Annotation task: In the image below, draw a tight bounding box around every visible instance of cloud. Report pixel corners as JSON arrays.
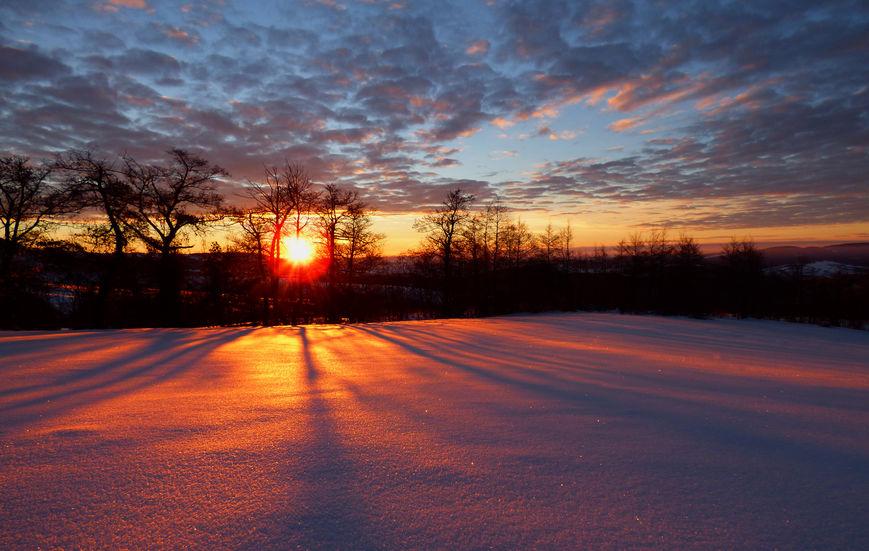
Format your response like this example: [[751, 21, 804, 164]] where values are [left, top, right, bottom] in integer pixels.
[[515, 88, 869, 227], [466, 39, 490, 56], [94, 0, 151, 13], [608, 117, 644, 132], [489, 149, 518, 160], [109, 0, 148, 7], [0, 0, 865, 224], [81, 30, 126, 50], [112, 48, 182, 76], [147, 23, 201, 46], [0, 45, 70, 81]]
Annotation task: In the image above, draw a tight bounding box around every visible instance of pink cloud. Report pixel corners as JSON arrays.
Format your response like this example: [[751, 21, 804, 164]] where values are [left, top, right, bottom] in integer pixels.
[[161, 25, 199, 45], [608, 117, 644, 132], [466, 40, 490, 56], [491, 117, 514, 129], [97, 0, 149, 11]]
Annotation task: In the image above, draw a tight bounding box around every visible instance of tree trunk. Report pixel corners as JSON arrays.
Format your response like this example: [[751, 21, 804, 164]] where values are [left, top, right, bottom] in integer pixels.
[[327, 226, 338, 323], [442, 244, 453, 316], [93, 234, 126, 327], [0, 240, 14, 285], [158, 248, 181, 326]]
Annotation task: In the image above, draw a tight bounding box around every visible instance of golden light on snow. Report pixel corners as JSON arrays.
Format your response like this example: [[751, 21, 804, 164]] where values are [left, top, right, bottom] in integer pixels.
[[2, 315, 868, 547], [283, 236, 315, 265]]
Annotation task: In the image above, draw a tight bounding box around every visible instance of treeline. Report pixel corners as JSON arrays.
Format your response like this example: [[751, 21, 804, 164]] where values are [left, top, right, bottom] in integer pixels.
[[2, 151, 867, 329], [407, 192, 868, 328], [1, 150, 384, 327]]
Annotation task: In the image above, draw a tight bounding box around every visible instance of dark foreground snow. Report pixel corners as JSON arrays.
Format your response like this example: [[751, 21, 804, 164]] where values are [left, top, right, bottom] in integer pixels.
[[1, 313, 868, 549]]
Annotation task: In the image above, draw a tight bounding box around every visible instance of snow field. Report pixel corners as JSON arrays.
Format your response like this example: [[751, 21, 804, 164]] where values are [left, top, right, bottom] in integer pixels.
[[1, 313, 868, 549]]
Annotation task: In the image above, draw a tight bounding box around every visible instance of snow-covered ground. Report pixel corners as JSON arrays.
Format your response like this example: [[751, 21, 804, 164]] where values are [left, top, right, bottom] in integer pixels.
[[1, 313, 868, 549], [765, 260, 867, 277]]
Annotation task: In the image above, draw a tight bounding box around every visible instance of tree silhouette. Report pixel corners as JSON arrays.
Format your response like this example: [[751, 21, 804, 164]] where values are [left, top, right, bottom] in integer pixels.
[[414, 188, 474, 314], [337, 203, 383, 286], [316, 183, 359, 322], [538, 223, 562, 265], [0, 155, 70, 282], [122, 149, 227, 323], [55, 150, 133, 325]]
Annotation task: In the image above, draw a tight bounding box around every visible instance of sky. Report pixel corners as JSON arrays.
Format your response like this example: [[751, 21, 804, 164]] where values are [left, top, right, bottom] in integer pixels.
[[1, 0, 867, 253]]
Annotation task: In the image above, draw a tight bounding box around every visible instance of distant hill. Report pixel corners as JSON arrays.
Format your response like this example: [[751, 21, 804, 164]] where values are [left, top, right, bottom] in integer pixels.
[[760, 243, 869, 267], [765, 260, 867, 278]]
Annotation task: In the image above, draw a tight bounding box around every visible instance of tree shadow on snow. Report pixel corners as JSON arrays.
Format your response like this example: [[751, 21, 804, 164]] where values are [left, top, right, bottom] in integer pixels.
[[0, 328, 253, 432], [352, 324, 869, 475], [259, 327, 386, 550]]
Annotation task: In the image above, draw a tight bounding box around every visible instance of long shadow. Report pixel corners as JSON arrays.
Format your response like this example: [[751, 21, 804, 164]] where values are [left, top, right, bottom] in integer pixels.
[[0, 333, 192, 398], [271, 327, 386, 549], [353, 324, 869, 474], [391, 324, 869, 413], [0, 328, 252, 432], [396, 324, 601, 374], [0, 336, 131, 380], [522, 313, 869, 365], [309, 329, 485, 443]]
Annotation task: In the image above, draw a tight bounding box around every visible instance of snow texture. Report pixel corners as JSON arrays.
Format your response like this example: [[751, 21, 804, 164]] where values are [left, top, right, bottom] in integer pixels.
[[765, 260, 866, 277], [1, 313, 868, 549]]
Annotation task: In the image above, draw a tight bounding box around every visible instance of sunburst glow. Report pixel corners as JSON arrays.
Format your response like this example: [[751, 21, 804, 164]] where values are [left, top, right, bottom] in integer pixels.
[[283, 236, 315, 265]]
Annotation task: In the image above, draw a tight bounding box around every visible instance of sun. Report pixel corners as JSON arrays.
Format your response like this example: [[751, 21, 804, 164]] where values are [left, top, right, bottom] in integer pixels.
[[283, 235, 315, 265]]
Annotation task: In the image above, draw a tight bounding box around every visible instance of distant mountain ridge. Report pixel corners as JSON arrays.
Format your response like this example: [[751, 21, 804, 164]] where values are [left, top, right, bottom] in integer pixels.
[[760, 243, 869, 267]]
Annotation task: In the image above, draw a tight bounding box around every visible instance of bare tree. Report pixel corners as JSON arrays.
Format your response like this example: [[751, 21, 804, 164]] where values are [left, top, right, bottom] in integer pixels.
[[229, 207, 271, 324], [244, 164, 293, 273], [230, 208, 270, 278], [722, 238, 763, 272], [483, 199, 507, 271], [283, 164, 318, 324], [0, 155, 70, 282], [316, 183, 358, 321], [721, 237, 764, 316], [241, 161, 319, 324], [460, 212, 486, 273], [285, 163, 318, 239], [646, 229, 672, 271], [337, 203, 383, 284], [55, 150, 131, 258], [592, 245, 609, 273], [538, 222, 562, 265], [674, 234, 704, 270], [502, 219, 536, 267], [414, 188, 474, 312], [459, 212, 487, 311], [123, 149, 226, 255], [55, 150, 135, 324], [335, 202, 383, 321], [122, 149, 227, 322], [618, 231, 646, 274], [559, 221, 573, 270]]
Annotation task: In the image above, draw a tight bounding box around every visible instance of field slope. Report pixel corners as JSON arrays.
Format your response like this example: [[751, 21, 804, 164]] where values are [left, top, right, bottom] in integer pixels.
[[1, 313, 868, 549]]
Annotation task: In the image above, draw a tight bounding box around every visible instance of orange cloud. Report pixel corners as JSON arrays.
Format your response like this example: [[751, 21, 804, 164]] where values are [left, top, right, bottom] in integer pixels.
[[535, 106, 559, 118], [94, 0, 149, 12], [109, 0, 148, 8], [608, 117, 644, 132], [163, 26, 198, 45], [583, 85, 612, 106], [466, 40, 490, 56], [549, 130, 578, 141]]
